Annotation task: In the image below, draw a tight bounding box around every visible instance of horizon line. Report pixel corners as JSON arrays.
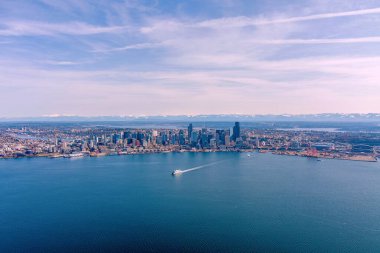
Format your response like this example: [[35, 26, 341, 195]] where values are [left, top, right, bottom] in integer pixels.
[[1, 113, 380, 119]]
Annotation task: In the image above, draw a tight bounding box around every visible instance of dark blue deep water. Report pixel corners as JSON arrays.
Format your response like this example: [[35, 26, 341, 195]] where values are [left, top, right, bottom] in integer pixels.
[[1, 153, 380, 252]]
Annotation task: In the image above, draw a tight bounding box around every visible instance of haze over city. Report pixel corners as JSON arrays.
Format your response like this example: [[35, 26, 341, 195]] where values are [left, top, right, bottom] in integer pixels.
[[1, 0, 380, 117]]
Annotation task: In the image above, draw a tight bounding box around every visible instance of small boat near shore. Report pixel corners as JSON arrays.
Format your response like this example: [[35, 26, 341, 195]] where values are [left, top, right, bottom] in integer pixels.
[[64, 152, 84, 158], [50, 154, 63, 158]]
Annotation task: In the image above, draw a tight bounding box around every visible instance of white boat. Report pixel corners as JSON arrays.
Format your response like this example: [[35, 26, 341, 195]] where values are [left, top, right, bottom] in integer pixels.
[[50, 154, 63, 158], [64, 152, 84, 158], [171, 169, 183, 176]]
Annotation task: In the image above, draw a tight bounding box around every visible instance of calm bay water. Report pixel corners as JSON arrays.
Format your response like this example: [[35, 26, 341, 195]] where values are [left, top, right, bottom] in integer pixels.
[[1, 152, 380, 252]]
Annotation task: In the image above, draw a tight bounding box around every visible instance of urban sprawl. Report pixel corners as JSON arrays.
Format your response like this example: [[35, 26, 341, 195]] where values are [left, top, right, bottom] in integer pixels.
[[1, 122, 379, 162]]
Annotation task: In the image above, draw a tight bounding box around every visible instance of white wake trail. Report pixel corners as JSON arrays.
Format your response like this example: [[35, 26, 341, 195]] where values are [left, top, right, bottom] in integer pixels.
[[180, 161, 223, 174]]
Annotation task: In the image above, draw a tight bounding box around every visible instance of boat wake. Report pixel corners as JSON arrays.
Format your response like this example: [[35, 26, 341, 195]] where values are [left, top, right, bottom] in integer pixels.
[[172, 161, 224, 175]]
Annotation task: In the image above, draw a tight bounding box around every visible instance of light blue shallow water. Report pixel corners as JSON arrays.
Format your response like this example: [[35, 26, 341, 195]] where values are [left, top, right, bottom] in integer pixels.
[[1, 152, 380, 252]]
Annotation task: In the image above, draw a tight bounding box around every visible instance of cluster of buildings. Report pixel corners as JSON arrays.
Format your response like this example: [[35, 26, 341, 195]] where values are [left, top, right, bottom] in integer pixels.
[[0, 122, 379, 162]]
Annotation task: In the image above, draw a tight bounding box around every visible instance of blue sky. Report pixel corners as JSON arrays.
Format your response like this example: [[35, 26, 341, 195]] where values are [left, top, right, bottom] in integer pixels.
[[1, 0, 380, 117]]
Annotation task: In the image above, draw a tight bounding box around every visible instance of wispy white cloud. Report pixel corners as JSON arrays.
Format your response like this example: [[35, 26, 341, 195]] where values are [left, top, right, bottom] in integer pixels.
[[197, 7, 380, 28], [1, 1, 380, 116], [38, 0, 92, 14], [0, 21, 130, 36], [249, 37, 380, 44], [1, 55, 379, 109], [43, 60, 88, 65], [93, 42, 167, 52]]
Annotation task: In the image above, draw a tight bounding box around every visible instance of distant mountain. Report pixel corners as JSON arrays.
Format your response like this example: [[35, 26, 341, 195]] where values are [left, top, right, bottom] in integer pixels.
[[1, 113, 380, 122]]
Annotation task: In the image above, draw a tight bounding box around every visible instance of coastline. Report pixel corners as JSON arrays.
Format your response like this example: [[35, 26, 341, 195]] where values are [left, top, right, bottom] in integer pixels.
[[0, 149, 377, 163], [272, 150, 378, 162]]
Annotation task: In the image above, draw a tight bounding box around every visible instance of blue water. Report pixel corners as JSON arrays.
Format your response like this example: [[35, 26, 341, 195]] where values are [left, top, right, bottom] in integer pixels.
[[1, 153, 380, 252]]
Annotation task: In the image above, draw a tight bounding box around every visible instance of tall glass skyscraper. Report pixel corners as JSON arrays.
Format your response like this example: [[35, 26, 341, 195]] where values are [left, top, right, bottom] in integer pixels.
[[188, 123, 193, 141], [233, 122, 240, 141]]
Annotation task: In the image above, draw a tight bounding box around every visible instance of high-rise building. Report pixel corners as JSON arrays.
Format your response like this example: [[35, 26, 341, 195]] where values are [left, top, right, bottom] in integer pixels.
[[191, 131, 198, 146], [188, 123, 193, 141], [112, 133, 121, 144], [179, 130, 185, 145], [225, 135, 230, 146], [233, 122, 240, 141], [201, 131, 208, 148]]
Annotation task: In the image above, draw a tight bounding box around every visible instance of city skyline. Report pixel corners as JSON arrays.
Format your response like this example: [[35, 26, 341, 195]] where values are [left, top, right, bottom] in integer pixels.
[[1, 120, 378, 162], [1, 0, 380, 117]]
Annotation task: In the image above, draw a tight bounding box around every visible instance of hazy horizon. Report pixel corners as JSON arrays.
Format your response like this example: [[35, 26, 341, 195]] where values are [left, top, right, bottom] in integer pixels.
[[1, 0, 380, 117], [3, 112, 380, 117], [1, 113, 380, 123]]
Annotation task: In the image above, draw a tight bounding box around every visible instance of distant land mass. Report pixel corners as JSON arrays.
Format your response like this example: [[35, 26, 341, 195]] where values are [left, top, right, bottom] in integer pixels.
[[1, 113, 380, 122]]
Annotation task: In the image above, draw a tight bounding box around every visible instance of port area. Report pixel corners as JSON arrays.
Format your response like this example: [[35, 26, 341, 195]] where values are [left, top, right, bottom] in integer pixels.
[[272, 150, 377, 162]]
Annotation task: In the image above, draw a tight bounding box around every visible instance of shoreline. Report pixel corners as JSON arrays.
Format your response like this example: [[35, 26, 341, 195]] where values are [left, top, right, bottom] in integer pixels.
[[272, 151, 378, 162], [0, 149, 377, 163]]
